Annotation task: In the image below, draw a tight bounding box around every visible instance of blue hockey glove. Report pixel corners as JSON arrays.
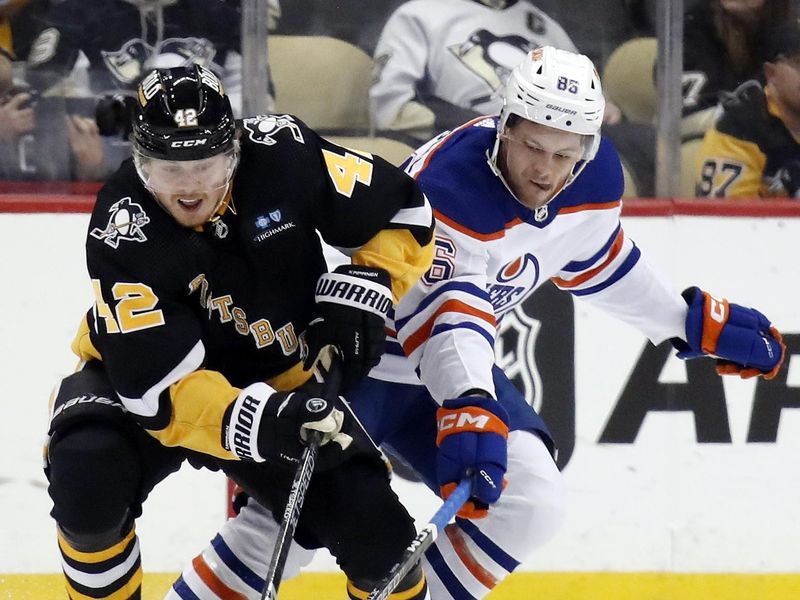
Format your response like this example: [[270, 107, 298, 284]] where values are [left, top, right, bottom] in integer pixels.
[[673, 287, 785, 380], [436, 396, 509, 519]]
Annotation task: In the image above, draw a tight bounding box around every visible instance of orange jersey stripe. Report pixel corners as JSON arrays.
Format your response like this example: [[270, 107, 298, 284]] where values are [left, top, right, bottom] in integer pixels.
[[434, 209, 523, 242], [551, 229, 625, 289], [192, 555, 248, 600], [402, 299, 496, 356], [558, 200, 621, 215]]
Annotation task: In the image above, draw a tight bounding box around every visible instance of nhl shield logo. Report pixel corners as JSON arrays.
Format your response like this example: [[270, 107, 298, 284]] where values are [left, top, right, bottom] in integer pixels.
[[496, 307, 543, 412], [90, 197, 150, 249]]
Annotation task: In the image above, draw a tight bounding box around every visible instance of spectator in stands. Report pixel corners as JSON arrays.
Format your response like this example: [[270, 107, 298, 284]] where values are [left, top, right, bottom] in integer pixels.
[[273, 0, 404, 56], [1, 0, 49, 62], [694, 22, 800, 198], [0, 49, 33, 145], [369, 0, 663, 194], [371, 0, 585, 135], [531, 0, 656, 66], [18, 0, 263, 181], [683, 0, 795, 136]]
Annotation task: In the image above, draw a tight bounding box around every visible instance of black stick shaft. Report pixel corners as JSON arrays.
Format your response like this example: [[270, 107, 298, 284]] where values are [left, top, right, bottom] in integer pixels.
[[261, 353, 342, 600]]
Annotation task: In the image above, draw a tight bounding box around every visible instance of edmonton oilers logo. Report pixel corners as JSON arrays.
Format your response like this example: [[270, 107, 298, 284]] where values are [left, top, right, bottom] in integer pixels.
[[489, 253, 540, 312]]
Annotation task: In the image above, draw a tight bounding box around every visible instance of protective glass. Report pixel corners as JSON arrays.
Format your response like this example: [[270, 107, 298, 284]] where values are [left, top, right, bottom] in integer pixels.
[[133, 147, 239, 196]]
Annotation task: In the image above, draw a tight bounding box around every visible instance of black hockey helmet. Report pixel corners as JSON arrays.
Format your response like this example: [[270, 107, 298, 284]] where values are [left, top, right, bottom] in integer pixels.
[[131, 64, 235, 161]]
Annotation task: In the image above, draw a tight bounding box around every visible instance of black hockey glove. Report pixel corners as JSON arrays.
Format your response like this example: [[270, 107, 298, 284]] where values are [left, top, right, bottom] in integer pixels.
[[302, 264, 393, 391], [222, 382, 352, 465]]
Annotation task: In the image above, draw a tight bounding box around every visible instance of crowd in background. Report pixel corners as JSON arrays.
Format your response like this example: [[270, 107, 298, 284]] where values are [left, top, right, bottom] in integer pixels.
[[1, 0, 800, 198]]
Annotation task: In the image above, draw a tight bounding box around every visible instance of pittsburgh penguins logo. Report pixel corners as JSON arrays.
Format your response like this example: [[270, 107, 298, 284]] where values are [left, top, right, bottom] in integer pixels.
[[90, 197, 150, 249], [101, 37, 217, 85], [243, 115, 305, 147], [447, 30, 533, 103]]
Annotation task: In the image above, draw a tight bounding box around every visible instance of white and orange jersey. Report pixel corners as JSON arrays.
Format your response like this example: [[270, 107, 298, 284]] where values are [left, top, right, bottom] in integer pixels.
[[371, 117, 688, 402]]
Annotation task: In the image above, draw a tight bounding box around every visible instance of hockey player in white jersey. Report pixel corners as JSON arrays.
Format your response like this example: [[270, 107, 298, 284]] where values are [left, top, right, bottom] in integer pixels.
[[164, 46, 785, 600], [370, 0, 578, 133]]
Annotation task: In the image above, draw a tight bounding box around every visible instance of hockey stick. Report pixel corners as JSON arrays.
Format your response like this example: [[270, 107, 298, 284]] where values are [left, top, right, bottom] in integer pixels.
[[261, 353, 342, 600], [367, 478, 473, 600]]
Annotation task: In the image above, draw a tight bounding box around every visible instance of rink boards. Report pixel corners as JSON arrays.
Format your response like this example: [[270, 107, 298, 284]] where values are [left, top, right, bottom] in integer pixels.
[[2, 199, 800, 598]]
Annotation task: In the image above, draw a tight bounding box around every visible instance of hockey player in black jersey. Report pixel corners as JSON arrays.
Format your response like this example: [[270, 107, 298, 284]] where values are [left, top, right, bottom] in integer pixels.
[[45, 64, 434, 600]]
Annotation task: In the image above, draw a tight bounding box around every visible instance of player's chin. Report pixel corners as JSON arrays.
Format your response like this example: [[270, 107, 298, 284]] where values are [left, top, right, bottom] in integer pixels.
[[518, 188, 549, 210]]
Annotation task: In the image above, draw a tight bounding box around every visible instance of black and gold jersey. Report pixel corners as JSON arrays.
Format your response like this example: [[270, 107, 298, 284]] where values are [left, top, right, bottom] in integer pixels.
[[73, 115, 434, 458], [694, 82, 800, 198]]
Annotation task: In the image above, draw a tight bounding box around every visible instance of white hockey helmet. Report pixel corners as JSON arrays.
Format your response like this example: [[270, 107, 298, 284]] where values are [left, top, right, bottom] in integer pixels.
[[491, 46, 605, 167]]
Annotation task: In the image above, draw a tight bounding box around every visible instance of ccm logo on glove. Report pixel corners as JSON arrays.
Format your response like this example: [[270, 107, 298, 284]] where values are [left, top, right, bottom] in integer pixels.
[[438, 410, 494, 433], [436, 397, 509, 519], [674, 286, 785, 380]]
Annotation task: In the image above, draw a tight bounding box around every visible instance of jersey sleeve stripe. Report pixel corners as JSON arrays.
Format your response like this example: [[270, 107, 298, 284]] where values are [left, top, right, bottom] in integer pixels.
[[385, 338, 407, 356], [558, 200, 621, 214], [401, 299, 497, 355], [429, 322, 495, 350], [118, 340, 205, 419], [561, 224, 621, 272], [569, 244, 642, 297], [389, 198, 434, 229], [551, 228, 625, 289], [395, 280, 487, 331]]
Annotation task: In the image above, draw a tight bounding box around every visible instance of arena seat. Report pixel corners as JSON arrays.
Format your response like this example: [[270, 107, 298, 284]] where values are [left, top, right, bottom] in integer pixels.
[[619, 158, 639, 198], [680, 138, 703, 198], [602, 37, 657, 125], [326, 136, 415, 168], [269, 35, 373, 133]]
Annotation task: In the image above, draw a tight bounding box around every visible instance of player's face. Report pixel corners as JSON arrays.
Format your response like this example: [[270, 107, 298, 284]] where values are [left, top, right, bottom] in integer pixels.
[[766, 54, 800, 115], [498, 119, 583, 209], [138, 151, 237, 228]]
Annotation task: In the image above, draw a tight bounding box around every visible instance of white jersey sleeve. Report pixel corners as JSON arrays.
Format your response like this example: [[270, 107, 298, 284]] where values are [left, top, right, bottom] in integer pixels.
[[370, 2, 430, 129], [550, 219, 687, 345], [393, 222, 498, 403]]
